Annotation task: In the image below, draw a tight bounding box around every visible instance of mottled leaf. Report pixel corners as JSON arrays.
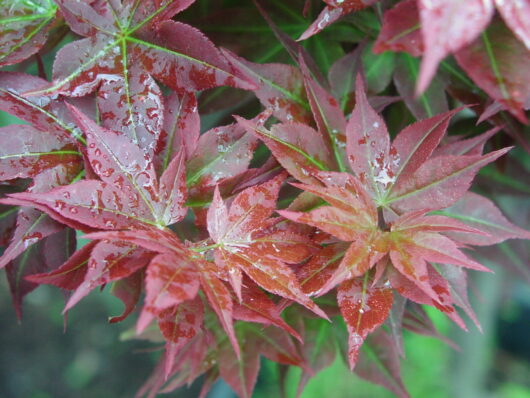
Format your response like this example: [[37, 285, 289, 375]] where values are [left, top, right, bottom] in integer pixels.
[[300, 54, 345, 172], [25, 240, 96, 290], [0, 0, 57, 66], [338, 277, 393, 369], [346, 75, 399, 201], [138, 252, 200, 332], [46, 0, 253, 99], [208, 175, 327, 319], [158, 298, 203, 378], [0, 124, 81, 181]]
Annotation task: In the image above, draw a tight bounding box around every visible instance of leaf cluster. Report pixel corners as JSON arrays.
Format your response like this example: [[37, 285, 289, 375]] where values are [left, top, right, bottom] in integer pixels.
[[0, 1, 529, 397]]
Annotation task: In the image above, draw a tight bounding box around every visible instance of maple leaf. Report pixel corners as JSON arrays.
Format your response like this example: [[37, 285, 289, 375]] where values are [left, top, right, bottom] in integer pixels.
[[44, 0, 254, 97], [355, 329, 411, 398], [233, 280, 301, 340], [186, 112, 267, 204], [494, 0, 530, 50], [416, 0, 530, 120], [18, 0, 254, 155], [6, 105, 187, 230], [0, 72, 87, 144], [0, 0, 57, 66], [237, 117, 336, 185], [207, 175, 327, 319], [109, 269, 143, 323], [275, 76, 515, 366], [0, 151, 81, 317], [83, 226, 241, 359], [0, 164, 80, 269], [64, 240, 153, 312], [435, 192, 530, 246]]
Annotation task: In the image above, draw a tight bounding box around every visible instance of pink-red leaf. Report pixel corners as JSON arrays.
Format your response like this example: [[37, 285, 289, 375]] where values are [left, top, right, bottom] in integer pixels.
[[138, 252, 200, 331], [433, 127, 500, 157], [8, 180, 156, 230], [455, 17, 530, 123], [391, 109, 460, 184], [299, 54, 345, 171], [387, 148, 511, 213], [390, 266, 466, 330], [65, 241, 152, 312], [0, 207, 63, 269], [199, 263, 239, 358], [158, 91, 199, 164], [207, 186, 228, 243], [158, 297, 203, 379], [233, 281, 301, 341], [47, 1, 253, 97], [338, 278, 393, 369], [346, 75, 399, 200], [299, 7, 347, 41], [238, 117, 334, 185], [69, 105, 161, 222], [297, 242, 349, 296], [159, 150, 187, 225], [495, 0, 530, 50], [0, 72, 84, 143], [97, 64, 164, 155], [224, 50, 311, 124], [0, 124, 81, 181], [187, 117, 260, 195], [25, 240, 96, 290], [438, 192, 530, 245], [417, 0, 494, 94], [374, 0, 423, 57], [84, 227, 187, 256]]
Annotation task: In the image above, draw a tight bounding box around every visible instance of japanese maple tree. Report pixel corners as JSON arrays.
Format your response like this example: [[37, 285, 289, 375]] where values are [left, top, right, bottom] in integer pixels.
[[0, 1, 529, 397]]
